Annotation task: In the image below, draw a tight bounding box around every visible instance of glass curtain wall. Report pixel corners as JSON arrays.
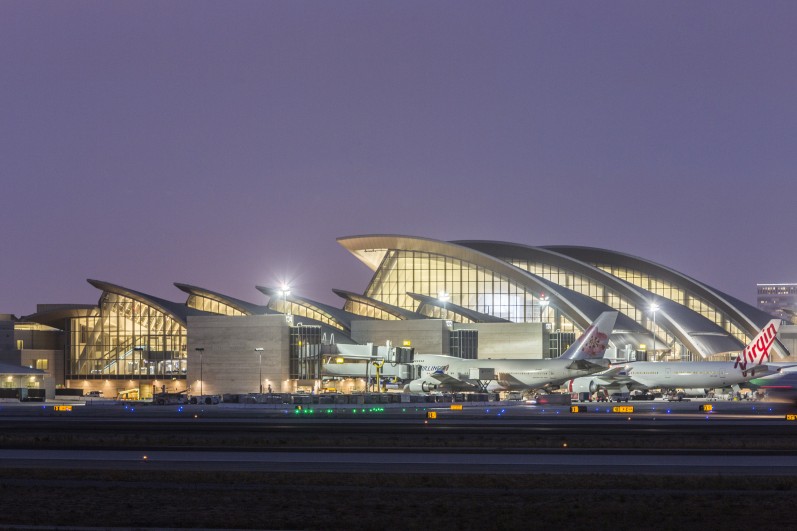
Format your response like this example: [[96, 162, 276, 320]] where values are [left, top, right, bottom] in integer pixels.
[[593, 264, 750, 346], [449, 329, 478, 359], [364, 250, 576, 333], [68, 292, 187, 379], [289, 325, 322, 379], [342, 300, 403, 320], [508, 259, 681, 359], [271, 300, 345, 331], [186, 294, 247, 316]]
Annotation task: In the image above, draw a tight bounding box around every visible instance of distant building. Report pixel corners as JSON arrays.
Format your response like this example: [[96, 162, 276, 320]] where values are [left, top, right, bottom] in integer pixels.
[[757, 283, 797, 323]]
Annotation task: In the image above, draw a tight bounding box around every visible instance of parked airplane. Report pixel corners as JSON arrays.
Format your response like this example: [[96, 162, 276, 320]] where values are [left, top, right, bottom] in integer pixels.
[[566, 319, 783, 398], [404, 311, 618, 393]]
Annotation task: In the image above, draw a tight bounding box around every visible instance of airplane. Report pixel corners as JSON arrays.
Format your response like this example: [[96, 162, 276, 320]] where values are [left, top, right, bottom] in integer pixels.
[[404, 311, 618, 393], [565, 319, 783, 399]]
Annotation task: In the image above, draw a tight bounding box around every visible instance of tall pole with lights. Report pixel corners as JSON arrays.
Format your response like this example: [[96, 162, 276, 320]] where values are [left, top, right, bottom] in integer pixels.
[[195, 347, 204, 395], [438, 290, 450, 320], [255, 347, 264, 393], [539, 295, 550, 320], [649, 303, 660, 361], [281, 283, 291, 318]]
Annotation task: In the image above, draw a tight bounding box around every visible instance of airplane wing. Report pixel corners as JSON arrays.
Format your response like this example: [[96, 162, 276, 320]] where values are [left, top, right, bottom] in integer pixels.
[[565, 359, 611, 371], [588, 365, 636, 386], [749, 364, 797, 378], [427, 372, 468, 387], [495, 372, 525, 386]]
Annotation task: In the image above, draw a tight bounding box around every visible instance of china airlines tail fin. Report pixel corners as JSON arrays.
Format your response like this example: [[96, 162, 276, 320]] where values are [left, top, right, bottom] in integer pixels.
[[559, 311, 618, 361], [734, 319, 781, 372]]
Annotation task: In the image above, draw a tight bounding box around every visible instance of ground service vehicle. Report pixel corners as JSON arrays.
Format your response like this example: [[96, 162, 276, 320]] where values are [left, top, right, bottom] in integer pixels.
[[153, 389, 188, 405], [190, 394, 221, 405]]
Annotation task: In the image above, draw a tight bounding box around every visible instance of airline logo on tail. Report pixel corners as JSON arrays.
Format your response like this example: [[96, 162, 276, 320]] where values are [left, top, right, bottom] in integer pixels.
[[560, 311, 618, 360], [581, 328, 610, 358], [734, 320, 781, 372]]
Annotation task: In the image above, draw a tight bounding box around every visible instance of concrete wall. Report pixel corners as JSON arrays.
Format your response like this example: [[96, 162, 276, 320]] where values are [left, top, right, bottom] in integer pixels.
[[187, 314, 290, 395], [457, 322, 547, 360], [351, 319, 547, 360], [19, 348, 61, 395], [351, 319, 448, 354], [0, 320, 13, 351]]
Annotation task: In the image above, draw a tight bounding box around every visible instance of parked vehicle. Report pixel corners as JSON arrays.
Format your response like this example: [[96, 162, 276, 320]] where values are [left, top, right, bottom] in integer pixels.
[[610, 392, 630, 403], [190, 395, 220, 405], [153, 389, 188, 405]]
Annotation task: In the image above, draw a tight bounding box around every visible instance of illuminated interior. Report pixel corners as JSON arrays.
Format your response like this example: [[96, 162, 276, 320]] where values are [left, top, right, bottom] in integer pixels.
[[187, 293, 247, 316], [68, 292, 187, 380], [594, 263, 749, 346], [362, 249, 577, 333]]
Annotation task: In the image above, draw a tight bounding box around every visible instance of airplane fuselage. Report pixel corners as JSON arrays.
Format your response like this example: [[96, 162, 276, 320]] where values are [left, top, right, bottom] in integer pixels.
[[584, 361, 764, 392], [414, 354, 609, 391]]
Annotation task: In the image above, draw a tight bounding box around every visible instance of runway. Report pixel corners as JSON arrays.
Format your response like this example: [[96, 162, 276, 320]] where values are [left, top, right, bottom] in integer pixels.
[[3, 447, 797, 475]]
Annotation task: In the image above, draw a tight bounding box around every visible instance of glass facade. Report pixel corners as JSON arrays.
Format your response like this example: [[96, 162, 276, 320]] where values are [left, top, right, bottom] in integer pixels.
[[418, 304, 475, 323], [363, 250, 577, 333], [186, 294, 247, 316], [594, 263, 751, 346], [508, 259, 680, 357], [549, 332, 575, 359], [272, 300, 346, 331], [68, 292, 187, 380], [342, 299, 404, 321], [449, 329, 478, 359], [289, 325, 322, 379]]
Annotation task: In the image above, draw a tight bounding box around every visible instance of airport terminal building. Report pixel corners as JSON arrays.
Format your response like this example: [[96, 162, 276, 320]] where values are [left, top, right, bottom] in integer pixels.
[[3, 234, 794, 399]]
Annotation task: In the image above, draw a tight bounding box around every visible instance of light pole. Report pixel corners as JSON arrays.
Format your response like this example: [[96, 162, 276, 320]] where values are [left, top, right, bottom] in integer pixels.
[[539, 295, 550, 321], [438, 290, 450, 320], [195, 347, 204, 395], [649, 303, 660, 361], [255, 347, 264, 393], [281, 283, 291, 317]]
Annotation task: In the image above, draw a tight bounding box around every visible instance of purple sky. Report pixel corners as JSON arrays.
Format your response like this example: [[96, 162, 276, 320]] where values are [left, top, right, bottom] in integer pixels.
[[2, 1, 796, 316]]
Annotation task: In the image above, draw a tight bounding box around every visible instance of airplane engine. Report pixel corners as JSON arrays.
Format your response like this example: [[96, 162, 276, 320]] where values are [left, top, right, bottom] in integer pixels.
[[568, 378, 598, 394], [406, 378, 439, 393]]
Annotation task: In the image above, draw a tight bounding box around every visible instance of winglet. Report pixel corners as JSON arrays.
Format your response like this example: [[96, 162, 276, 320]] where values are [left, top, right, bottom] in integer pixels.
[[559, 311, 618, 361]]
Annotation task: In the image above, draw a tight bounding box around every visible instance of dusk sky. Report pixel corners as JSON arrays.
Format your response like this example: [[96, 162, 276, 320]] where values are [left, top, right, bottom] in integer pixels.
[[2, 1, 796, 316]]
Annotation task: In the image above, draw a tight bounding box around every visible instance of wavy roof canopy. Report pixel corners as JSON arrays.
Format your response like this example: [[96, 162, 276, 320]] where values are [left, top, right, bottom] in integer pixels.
[[545, 245, 788, 357], [545, 245, 776, 328], [256, 285, 364, 332], [338, 235, 760, 358], [87, 279, 210, 326], [332, 289, 422, 320], [337, 235, 597, 330], [457, 240, 744, 357], [407, 293, 510, 323], [174, 283, 276, 316]]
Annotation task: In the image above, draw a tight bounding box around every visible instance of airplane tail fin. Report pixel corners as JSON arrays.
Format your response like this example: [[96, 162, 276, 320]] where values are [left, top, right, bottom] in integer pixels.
[[735, 319, 781, 371], [559, 311, 618, 361]]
